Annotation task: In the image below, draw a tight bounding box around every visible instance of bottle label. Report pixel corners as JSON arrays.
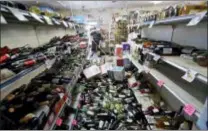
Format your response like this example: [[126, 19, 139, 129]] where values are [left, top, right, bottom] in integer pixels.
[[24, 60, 36, 66], [164, 121, 170, 126], [0, 54, 10, 63], [163, 48, 172, 54], [118, 94, 126, 98], [52, 78, 59, 84], [99, 120, 104, 129], [153, 108, 159, 113], [87, 111, 95, 116], [56, 118, 63, 126]]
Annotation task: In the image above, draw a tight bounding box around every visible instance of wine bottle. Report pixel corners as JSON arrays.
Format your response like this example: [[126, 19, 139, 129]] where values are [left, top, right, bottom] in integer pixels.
[[19, 105, 50, 129]]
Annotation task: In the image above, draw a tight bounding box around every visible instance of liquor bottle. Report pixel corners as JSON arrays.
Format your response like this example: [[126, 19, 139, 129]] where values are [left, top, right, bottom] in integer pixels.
[[19, 105, 50, 129], [155, 116, 172, 129], [173, 5, 181, 16], [167, 6, 175, 17], [153, 46, 181, 56], [178, 120, 193, 130], [51, 77, 71, 85], [180, 4, 207, 16], [193, 51, 208, 67], [171, 106, 185, 129], [138, 48, 144, 64]]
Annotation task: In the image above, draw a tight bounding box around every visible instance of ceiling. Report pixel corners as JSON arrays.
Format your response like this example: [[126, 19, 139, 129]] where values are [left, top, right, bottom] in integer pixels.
[[20, 1, 202, 10]]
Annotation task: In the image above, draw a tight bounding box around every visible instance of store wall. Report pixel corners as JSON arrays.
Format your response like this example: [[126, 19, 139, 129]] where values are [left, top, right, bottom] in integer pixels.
[[1, 24, 76, 48], [141, 21, 207, 50], [172, 22, 207, 49]]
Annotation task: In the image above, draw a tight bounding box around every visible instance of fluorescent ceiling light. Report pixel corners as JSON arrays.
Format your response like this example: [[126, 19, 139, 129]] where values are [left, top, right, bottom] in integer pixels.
[[149, 1, 163, 4]]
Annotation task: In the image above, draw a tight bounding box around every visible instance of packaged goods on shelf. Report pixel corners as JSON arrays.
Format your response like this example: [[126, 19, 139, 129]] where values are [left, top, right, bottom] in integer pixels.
[[114, 20, 128, 44], [0, 44, 87, 130], [0, 34, 83, 82], [142, 3, 207, 23]]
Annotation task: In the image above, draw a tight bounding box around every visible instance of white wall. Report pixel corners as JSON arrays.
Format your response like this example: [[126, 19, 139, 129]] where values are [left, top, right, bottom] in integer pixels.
[[1, 24, 76, 48]]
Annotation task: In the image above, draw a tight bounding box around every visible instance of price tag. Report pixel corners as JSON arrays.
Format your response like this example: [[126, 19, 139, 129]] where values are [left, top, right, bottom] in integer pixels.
[[182, 69, 197, 82], [153, 54, 161, 61], [164, 121, 170, 126], [183, 104, 196, 116], [157, 80, 164, 87], [56, 118, 63, 126], [153, 108, 159, 113], [1, 14, 7, 24], [149, 21, 155, 28], [30, 12, 44, 23], [72, 119, 77, 126], [52, 18, 61, 25], [45, 59, 52, 69], [62, 21, 68, 27], [67, 22, 72, 28], [43, 16, 53, 25], [7, 7, 28, 21], [143, 66, 150, 73], [77, 103, 81, 108], [187, 11, 207, 26]]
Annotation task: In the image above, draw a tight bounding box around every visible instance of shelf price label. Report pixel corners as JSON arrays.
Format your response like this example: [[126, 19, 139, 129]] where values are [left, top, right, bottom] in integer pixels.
[[183, 104, 196, 116], [30, 12, 44, 23], [56, 118, 63, 126], [62, 21, 68, 28], [72, 119, 78, 126], [143, 66, 150, 73], [45, 59, 52, 69], [182, 69, 197, 82], [187, 11, 207, 26], [153, 54, 161, 62], [7, 7, 28, 21], [52, 18, 61, 25], [149, 21, 155, 28], [157, 80, 164, 87], [1, 14, 7, 24], [43, 16, 53, 25]]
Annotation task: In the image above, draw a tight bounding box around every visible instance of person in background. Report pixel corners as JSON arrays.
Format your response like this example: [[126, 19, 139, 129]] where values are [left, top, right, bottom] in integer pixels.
[[90, 28, 104, 57]]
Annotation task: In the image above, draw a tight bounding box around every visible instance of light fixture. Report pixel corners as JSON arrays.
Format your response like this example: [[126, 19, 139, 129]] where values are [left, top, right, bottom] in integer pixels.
[[149, 1, 163, 4]]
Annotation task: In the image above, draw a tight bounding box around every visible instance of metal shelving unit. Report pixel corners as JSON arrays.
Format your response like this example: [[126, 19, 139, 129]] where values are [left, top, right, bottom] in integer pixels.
[[128, 13, 207, 28], [148, 52, 207, 84], [0, 58, 56, 100], [128, 55, 202, 120], [44, 58, 86, 130], [0, 5, 76, 28]]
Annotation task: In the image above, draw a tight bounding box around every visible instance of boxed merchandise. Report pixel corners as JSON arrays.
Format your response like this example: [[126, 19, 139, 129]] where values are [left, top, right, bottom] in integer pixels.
[[123, 57, 131, 69], [115, 45, 123, 57], [116, 57, 124, 66], [83, 65, 101, 79], [122, 42, 130, 55], [108, 66, 125, 81]]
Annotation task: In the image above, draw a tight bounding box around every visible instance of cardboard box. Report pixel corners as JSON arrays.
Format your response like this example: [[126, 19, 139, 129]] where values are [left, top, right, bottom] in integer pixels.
[[83, 65, 101, 79], [116, 57, 124, 67], [108, 66, 125, 81], [100, 63, 113, 75]]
